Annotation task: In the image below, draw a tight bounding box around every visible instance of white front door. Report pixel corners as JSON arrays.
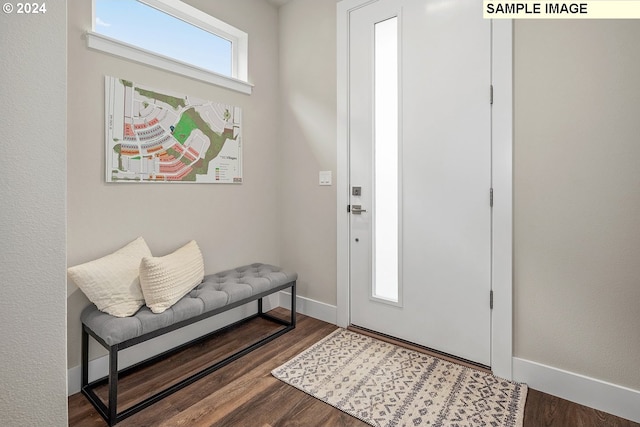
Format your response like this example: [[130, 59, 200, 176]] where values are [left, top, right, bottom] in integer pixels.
[[349, 0, 492, 366]]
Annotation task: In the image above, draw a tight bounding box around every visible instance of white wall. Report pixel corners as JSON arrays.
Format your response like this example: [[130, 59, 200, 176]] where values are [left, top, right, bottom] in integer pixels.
[[514, 19, 640, 392], [0, 2, 69, 426], [66, 0, 281, 369]]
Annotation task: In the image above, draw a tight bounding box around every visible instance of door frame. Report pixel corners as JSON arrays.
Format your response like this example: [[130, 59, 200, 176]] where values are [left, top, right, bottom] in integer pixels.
[[336, 0, 514, 380]]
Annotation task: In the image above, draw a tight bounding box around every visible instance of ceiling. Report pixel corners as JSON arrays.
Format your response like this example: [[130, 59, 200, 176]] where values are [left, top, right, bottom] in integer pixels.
[[266, 0, 294, 7]]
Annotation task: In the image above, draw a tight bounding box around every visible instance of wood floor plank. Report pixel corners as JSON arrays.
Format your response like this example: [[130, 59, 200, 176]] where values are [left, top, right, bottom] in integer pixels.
[[157, 377, 275, 427], [523, 389, 639, 427], [68, 308, 639, 427]]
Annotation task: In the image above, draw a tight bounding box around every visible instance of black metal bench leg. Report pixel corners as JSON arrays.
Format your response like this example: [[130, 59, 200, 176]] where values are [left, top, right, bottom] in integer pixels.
[[108, 346, 118, 426], [291, 281, 296, 327], [258, 297, 263, 315], [82, 327, 89, 389]]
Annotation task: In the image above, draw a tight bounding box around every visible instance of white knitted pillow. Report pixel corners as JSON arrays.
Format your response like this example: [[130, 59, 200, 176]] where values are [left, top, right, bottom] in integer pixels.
[[67, 237, 151, 317], [139, 240, 205, 314]]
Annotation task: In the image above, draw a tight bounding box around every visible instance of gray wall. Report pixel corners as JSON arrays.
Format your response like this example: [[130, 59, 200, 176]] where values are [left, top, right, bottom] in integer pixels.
[[514, 20, 640, 390], [0, 1, 69, 426], [279, 0, 338, 306], [66, 0, 280, 369]]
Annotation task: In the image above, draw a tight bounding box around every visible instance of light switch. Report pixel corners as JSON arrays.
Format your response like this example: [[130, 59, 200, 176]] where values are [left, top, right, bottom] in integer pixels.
[[319, 171, 332, 186]]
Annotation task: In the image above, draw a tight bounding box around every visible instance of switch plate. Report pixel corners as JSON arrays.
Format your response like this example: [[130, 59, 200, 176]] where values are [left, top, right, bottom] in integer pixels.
[[319, 171, 332, 186]]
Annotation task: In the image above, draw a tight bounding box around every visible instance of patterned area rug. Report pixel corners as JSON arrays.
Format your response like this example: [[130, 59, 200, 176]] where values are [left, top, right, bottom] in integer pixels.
[[272, 329, 527, 427]]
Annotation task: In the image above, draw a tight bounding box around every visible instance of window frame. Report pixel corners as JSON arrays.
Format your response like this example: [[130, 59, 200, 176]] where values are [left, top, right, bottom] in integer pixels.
[[88, 0, 252, 94]]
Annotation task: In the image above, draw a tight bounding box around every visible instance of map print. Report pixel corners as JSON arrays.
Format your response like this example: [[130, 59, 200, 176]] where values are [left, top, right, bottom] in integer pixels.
[[105, 76, 242, 183]]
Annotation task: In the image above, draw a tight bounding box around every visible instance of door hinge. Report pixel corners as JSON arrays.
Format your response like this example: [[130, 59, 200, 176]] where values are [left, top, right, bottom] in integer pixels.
[[490, 85, 494, 105], [490, 188, 493, 207], [490, 290, 494, 309], [347, 204, 351, 213]]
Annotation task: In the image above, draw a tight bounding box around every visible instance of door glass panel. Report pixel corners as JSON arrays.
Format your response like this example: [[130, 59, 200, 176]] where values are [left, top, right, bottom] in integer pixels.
[[373, 17, 399, 303]]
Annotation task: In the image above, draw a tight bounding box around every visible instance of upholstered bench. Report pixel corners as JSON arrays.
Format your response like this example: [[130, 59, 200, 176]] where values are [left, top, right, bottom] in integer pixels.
[[81, 263, 296, 426]]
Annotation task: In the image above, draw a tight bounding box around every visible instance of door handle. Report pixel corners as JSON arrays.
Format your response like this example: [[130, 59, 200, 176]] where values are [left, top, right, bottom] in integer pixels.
[[351, 205, 367, 214]]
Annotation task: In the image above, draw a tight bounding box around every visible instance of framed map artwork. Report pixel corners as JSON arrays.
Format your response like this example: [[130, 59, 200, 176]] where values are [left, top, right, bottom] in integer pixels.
[[105, 76, 242, 183]]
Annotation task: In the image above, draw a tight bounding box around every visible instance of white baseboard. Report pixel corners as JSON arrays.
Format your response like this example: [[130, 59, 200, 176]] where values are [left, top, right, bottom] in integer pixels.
[[278, 291, 337, 325], [68, 296, 278, 396], [513, 357, 640, 423]]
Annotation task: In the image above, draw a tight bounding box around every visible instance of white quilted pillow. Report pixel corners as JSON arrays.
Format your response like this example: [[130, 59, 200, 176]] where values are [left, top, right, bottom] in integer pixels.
[[139, 240, 205, 314], [67, 237, 151, 317]]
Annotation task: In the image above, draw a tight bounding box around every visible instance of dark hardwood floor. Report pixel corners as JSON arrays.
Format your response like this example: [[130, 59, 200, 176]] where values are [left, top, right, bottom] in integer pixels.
[[68, 308, 639, 427]]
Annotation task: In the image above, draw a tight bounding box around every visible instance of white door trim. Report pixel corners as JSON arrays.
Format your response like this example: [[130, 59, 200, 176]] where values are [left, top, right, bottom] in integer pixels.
[[336, 0, 514, 380], [489, 19, 514, 380]]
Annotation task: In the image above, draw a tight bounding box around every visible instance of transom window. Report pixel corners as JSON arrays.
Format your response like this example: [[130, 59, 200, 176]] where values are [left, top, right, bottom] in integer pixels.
[[88, 0, 251, 94]]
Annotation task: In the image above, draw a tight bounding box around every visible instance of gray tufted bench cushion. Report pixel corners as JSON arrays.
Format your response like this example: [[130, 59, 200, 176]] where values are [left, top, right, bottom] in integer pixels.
[[81, 263, 296, 426], [82, 263, 297, 346]]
